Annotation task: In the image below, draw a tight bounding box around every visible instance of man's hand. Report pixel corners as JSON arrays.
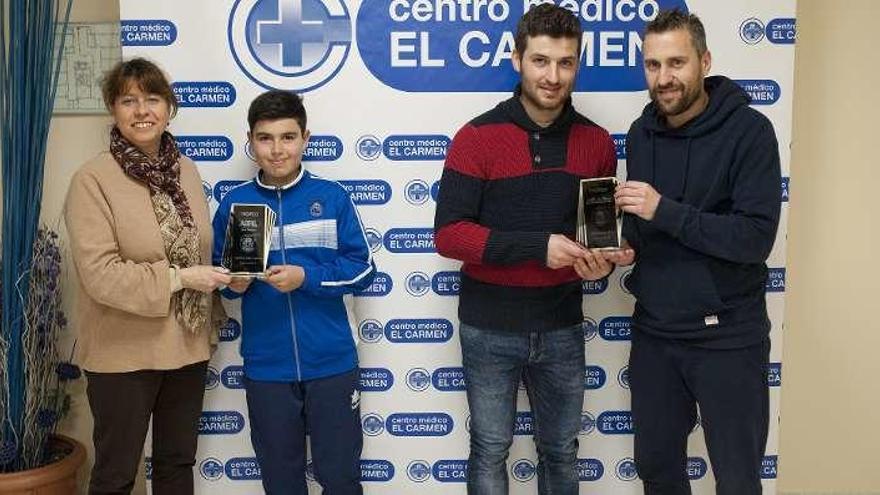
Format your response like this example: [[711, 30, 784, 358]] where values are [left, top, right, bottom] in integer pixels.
[[547, 234, 587, 269], [227, 276, 253, 294], [265, 265, 306, 293], [573, 249, 613, 281], [602, 240, 636, 266], [180, 265, 232, 293], [602, 248, 636, 266], [616, 181, 661, 221]]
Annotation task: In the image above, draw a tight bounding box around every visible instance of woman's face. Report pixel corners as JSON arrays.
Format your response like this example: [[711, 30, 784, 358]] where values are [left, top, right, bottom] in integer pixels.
[[111, 82, 171, 156]]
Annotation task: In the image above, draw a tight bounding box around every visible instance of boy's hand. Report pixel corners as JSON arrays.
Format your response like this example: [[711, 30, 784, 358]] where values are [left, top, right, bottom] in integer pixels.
[[266, 265, 305, 293], [227, 276, 253, 294]]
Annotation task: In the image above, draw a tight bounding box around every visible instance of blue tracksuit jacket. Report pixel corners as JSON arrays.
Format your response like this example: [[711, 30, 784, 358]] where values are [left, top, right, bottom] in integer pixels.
[[212, 168, 376, 382]]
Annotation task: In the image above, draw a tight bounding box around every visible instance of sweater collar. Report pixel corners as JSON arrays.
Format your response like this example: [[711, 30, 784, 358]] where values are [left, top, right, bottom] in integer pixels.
[[499, 84, 576, 133]]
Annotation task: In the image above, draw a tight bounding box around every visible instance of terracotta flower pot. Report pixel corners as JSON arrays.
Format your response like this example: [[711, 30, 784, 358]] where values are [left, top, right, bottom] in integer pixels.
[[0, 435, 86, 495]]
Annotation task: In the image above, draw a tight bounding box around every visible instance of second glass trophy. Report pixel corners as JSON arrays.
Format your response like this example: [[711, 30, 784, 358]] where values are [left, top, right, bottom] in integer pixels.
[[576, 177, 622, 250]]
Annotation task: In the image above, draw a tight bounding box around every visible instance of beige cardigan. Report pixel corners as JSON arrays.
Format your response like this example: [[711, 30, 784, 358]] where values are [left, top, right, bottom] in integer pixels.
[[64, 151, 214, 373]]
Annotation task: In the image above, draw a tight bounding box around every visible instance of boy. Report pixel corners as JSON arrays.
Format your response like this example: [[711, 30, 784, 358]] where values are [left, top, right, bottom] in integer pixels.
[[212, 90, 375, 495]]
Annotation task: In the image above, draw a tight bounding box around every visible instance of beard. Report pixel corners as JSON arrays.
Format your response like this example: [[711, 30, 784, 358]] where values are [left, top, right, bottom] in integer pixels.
[[649, 80, 703, 117], [520, 81, 570, 114]]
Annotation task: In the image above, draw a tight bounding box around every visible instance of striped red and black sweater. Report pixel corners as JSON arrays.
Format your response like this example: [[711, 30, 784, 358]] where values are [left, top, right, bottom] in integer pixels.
[[434, 90, 616, 332]]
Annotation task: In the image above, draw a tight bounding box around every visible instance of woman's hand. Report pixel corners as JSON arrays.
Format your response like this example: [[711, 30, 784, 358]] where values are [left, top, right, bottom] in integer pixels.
[[179, 265, 232, 293]]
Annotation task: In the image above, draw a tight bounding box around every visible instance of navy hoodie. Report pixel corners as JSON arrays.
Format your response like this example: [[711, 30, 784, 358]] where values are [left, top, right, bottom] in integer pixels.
[[623, 76, 781, 349]]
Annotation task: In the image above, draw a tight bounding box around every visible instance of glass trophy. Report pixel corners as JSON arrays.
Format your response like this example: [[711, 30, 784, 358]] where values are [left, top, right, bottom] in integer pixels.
[[577, 177, 622, 250], [221, 203, 276, 276]]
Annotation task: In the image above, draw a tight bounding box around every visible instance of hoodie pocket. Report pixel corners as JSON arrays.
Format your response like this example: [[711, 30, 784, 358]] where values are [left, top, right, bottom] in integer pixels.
[[628, 259, 725, 322]]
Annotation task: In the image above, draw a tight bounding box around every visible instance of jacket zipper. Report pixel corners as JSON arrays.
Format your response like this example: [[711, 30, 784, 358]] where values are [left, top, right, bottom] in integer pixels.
[[276, 187, 302, 381]]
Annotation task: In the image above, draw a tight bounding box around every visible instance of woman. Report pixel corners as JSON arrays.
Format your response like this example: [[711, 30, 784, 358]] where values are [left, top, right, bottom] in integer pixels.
[[64, 58, 231, 494]]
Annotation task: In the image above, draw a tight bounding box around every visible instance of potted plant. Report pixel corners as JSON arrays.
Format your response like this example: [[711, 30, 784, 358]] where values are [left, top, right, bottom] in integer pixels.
[[0, 227, 85, 492], [0, 0, 83, 491]]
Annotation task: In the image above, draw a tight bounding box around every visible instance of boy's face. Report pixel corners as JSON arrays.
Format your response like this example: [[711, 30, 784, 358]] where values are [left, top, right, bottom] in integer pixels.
[[249, 118, 310, 187]]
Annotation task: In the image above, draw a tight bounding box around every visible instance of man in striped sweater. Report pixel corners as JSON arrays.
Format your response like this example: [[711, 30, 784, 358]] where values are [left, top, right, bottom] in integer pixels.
[[433, 4, 621, 494]]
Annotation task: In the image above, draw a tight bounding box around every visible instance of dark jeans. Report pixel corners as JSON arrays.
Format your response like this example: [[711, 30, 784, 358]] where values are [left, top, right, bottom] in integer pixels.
[[629, 331, 770, 495], [244, 369, 363, 495], [460, 323, 585, 495], [86, 360, 208, 495]]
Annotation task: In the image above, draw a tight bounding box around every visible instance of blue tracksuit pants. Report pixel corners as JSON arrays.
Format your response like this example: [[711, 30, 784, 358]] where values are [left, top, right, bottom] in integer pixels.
[[244, 368, 363, 495]]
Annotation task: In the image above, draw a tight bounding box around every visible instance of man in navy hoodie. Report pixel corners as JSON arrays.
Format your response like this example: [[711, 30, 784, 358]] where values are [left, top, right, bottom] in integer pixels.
[[609, 10, 781, 495]]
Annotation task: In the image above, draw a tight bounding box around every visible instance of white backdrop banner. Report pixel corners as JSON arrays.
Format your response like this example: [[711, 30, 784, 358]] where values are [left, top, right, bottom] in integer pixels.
[[119, 0, 794, 492]]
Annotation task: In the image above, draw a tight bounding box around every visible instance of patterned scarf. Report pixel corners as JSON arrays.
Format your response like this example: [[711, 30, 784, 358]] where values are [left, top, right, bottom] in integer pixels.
[[109, 126, 213, 333]]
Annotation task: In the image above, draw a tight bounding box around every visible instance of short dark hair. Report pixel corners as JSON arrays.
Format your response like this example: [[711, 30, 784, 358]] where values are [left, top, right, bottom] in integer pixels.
[[644, 9, 708, 57], [101, 57, 178, 117], [247, 90, 307, 133], [514, 3, 582, 56]]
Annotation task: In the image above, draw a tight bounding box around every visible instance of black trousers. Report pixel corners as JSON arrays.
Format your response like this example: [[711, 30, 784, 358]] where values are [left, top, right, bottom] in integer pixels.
[[85, 360, 208, 495], [629, 331, 769, 495]]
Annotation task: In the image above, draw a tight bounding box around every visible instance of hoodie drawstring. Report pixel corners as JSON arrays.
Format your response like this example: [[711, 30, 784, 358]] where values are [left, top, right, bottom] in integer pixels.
[[680, 138, 692, 201]]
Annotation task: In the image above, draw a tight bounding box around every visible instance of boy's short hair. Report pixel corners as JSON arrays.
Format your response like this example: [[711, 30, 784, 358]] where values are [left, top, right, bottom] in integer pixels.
[[644, 9, 708, 57], [247, 90, 307, 132], [514, 3, 583, 56], [101, 57, 178, 117]]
